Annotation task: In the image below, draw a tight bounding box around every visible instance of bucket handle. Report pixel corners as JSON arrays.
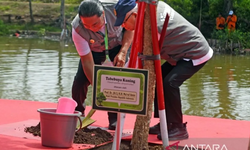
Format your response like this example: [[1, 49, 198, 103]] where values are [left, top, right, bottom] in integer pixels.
[[76, 116, 82, 132]]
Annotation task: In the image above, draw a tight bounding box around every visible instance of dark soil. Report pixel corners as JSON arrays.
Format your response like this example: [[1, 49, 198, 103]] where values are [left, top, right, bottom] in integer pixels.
[[24, 123, 113, 146], [24, 123, 41, 137], [74, 127, 113, 145], [24, 123, 168, 150]]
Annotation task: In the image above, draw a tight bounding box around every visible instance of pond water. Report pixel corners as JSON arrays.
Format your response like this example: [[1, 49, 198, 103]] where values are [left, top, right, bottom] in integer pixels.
[[0, 37, 250, 121]]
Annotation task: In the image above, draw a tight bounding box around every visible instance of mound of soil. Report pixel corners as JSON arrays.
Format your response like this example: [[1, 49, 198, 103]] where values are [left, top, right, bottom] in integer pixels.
[[24, 123, 41, 137], [74, 127, 113, 145], [24, 123, 167, 150], [24, 123, 113, 146]]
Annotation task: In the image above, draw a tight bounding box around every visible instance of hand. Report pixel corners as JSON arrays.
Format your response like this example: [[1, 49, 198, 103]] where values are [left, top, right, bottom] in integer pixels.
[[113, 50, 127, 67]]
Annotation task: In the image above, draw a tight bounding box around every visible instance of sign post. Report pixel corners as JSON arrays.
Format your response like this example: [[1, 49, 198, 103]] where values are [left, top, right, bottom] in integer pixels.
[[92, 65, 149, 149], [92, 65, 148, 115]]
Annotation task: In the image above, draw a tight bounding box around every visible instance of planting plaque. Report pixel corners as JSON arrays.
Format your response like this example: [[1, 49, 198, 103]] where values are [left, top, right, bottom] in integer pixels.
[[92, 65, 148, 115]]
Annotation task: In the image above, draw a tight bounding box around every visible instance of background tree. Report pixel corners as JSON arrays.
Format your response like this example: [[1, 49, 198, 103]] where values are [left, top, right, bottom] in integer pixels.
[[164, 0, 250, 38], [29, 0, 34, 24], [223, 0, 233, 16], [0, 0, 249, 47], [60, 0, 65, 29], [233, 0, 250, 32]]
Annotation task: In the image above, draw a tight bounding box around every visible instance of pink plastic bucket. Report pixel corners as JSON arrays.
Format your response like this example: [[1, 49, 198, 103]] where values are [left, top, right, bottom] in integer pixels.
[[56, 97, 77, 114]]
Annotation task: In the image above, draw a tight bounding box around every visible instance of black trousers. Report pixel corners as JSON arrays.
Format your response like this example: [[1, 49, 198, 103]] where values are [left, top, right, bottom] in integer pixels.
[[153, 59, 207, 125], [72, 45, 125, 124]]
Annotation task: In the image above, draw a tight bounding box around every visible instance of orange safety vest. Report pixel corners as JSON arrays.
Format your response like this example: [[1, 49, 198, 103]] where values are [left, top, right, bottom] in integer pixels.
[[216, 16, 225, 29], [226, 14, 237, 31]]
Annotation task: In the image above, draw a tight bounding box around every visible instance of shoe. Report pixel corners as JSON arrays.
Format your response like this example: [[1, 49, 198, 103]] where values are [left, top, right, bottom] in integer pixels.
[[81, 113, 85, 117], [108, 121, 117, 130], [149, 122, 173, 135], [149, 123, 160, 134], [157, 122, 189, 141]]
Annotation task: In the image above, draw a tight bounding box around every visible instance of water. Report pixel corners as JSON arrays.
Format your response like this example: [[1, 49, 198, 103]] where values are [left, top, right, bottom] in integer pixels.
[[0, 37, 250, 121]]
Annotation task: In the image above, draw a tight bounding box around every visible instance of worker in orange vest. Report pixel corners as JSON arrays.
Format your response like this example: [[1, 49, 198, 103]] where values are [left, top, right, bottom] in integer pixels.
[[216, 13, 225, 30], [226, 10, 237, 31]]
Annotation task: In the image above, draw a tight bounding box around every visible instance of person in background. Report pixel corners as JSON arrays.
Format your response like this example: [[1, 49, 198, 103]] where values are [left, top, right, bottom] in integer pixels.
[[216, 13, 225, 30], [71, 0, 134, 130], [226, 10, 237, 31], [13, 30, 20, 37], [114, 0, 213, 141]]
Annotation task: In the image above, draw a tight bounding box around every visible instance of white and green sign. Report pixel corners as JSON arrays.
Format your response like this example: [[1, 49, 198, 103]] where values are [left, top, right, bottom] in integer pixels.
[[92, 65, 148, 115]]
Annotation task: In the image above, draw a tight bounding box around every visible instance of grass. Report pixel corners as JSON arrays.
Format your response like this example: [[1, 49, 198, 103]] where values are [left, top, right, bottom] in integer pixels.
[[8, 23, 61, 32], [0, 1, 78, 33], [0, 1, 78, 17]]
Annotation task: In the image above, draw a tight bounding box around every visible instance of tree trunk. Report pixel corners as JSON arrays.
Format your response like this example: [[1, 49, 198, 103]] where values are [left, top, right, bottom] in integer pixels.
[[60, 0, 65, 29], [29, 0, 34, 24], [223, 0, 232, 16], [131, 4, 156, 150]]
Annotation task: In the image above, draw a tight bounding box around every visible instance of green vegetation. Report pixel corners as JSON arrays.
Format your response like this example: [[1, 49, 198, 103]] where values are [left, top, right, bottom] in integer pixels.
[[211, 29, 250, 52], [0, 1, 78, 34], [0, 20, 10, 35], [166, 0, 250, 36], [10, 23, 61, 32], [0, 0, 82, 4], [96, 92, 106, 106], [0, 5, 11, 11], [166, 0, 250, 51], [0, 0, 249, 50]]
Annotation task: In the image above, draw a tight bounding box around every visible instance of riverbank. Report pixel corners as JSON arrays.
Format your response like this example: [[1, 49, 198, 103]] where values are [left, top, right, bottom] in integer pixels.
[[0, 1, 77, 26], [9, 31, 250, 54], [207, 38, 250, 54], [0, 1, 77, 37], [1, 1, 249, 53], [8, 28, 73, 43]]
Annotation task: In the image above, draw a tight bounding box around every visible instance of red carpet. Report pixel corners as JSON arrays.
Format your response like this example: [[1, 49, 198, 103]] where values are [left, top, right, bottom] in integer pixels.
[[0, 99, 250, 150]]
